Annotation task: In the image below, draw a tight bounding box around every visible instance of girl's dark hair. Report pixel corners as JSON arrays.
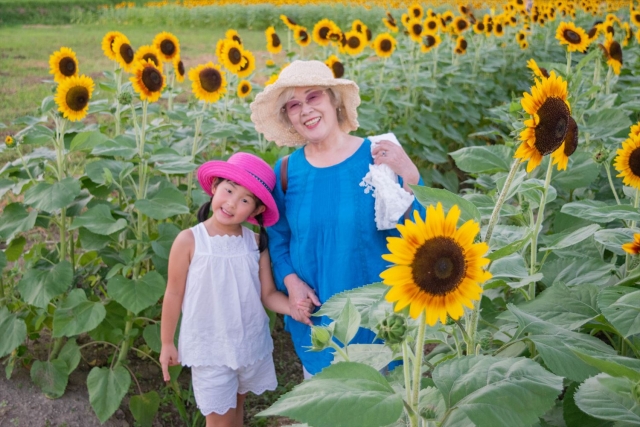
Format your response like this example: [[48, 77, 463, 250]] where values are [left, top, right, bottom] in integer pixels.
[[196, 177, 269, 252]]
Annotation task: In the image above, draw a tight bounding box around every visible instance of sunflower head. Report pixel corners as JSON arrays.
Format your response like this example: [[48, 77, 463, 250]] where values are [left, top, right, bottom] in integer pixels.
[[225, 29, 242, 45], [452, 16, 469, 34], [424, 16, 440, 34], [153, 31, 179, 62], [237, 79, 252, 98], [381, 205, 490, 326], [173, 58, 185, 83], [219, 39, 247, 74], [409, 2, 424, 20], [294, 26, 311, 47], [49, 47, 79, 83], [130, 59, 165, 102], [5, 135, 16, 148], [280, 14, 298, 30], [134, 45, 163, 71], [526, 58, 550, 79], [454, 36, 468, 54], [113, 37, 135, 73], [343, 30, 367, 55], [188, 62, 227, 103], [313, 19, 334, 46], [602, 33, 623, 75], [264, 73, 278, 86], [54, 74, 95, 121], [383, 11, 399, 33], [102, 31, 128, 61], [614, 134, 640, 189], [421, 33, 441, 53], [373, 33, 396, 58], [407, 18, 424, 42], [622, 234, 640, 255], [325, 55, 344, 78], [236, 49, 256, 78], [556, 21, 590, 52]]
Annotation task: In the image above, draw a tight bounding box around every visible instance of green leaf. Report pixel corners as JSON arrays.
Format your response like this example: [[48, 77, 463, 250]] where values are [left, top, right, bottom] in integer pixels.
[[412, 186, 481, 224], [575, 374, 640, 424], [84, 159, 134, 186], [598, 286, 640, 338], [594, 228, 637, 256], [585, 108, 633, 141], [561, 200, 640, 223], [563, 382, 612, 427], [449, 146, 513, 174], [70, 131, 109, 152], [143, 323, 161, 353], [87, 366, 131, 424], [540, 257, 614, 287], [52, 289, 107, 338], [0, 306, 27, 358], [88, 300, 126, 344], [70, 204, 127, 235], [518, 179, 557, 208], [331, 344, 395, 371], [5, 236, 26, 262], [315, 283, 390, 331], [433, 355, 562, 427], [151, 223, 180, 260], [571, 349, 640, 382], [539, 224, 601, 251], [108, 271, 166, 315], [129, 391, 160, 427], [419, 387, 447, 421], [30, 359, 69, 398], [23, 178, 81, 213], [553, 152, 600, 191], [134, 187, 189, 220], [333, 298, 361, 346], [17, 261, 73, 309], [78, 228, 114, 251], [91, 135, 137, 159], [0, 203, 38, 241], [56, 339, 81, 375], [258, 362, 403, 427], [487, 231, 531, 261]]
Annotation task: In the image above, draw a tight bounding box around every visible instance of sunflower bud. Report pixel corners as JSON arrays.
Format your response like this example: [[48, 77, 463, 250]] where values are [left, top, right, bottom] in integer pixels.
[[118, 91, 133, 105], [4, 135, 16, 148], [376, 313, 407, 345], [592, 146, 610, 164], [310, 326, 333, 351]]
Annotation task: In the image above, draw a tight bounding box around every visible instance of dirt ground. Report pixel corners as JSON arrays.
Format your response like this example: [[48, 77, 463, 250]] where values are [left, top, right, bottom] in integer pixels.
[[0, 316, 301, 427]]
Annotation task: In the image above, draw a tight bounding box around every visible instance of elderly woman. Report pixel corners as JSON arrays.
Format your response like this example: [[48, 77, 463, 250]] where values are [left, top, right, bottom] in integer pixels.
[[250, 60, 425, 377]]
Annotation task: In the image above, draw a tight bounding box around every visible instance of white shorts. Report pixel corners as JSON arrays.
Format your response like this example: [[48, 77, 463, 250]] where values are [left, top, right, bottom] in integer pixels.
[[191, 354, 277, 416]]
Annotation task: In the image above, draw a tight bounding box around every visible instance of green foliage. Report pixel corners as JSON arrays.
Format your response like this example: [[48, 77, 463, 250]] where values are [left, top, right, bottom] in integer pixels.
[[87, 366, 132, 423]]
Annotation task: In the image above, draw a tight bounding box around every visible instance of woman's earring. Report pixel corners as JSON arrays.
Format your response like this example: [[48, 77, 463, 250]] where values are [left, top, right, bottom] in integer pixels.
[[287, 126, 297, 134]]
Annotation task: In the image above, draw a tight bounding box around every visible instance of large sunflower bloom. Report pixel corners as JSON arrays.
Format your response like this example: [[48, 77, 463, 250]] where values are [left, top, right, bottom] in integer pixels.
[[133, 45, 163, 71], [102, 31, 128, 61], [408, 2, 424, 20], [421, 33, 441, 53], [516, 72, 576, 172], [381, 205, 491, 326], [219, 39, 247, 74], [407, 18, 425, 42], [265, 26, 282, 53], [113, 37, 135, 73], [372, 33, 396, 58], [424, 16, 440, 34], [189, 62, 227, 103], [54, 74, 94, 121], [293, 26, 311, 47], [452, 16, 470, 34], [236, 49, 256, 79], [614, 134, 640, 189], [622, 233, 640, 255], [237, 80, 251, 98], [49, 47, 79, 83], [130, 59, 165, 102], [280, 15, 298, 31], [343, 30, 367, 55], [153, 31, 180, 62], [601, 33, 623, 75], [325, 55, 344, 78], [556, 21, 590, 52], [313, 19, 337, 46], [454, 36, 468, 54]]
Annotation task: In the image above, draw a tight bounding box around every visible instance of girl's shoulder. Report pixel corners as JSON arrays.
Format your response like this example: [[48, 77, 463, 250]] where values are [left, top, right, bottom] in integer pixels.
[[173, 228, 196, 250]]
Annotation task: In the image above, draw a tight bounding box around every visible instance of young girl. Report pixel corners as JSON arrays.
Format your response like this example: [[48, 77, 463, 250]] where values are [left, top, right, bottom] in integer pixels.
[[160, 152, 312, 427]]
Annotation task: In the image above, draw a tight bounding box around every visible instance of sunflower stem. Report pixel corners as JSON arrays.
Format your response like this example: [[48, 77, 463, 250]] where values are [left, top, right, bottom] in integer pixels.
[[411, 311, 426, 423], [186, 103, 207, 209], [528, 159, 554, 300], [402, 340, 412, 407], [16, 145, 35, 183], [167, 71, 175, 112], [140, 100, 148, 158], [484, 159, 521, 243], [55, 117, 68, 262], [565, 51, 572, 77], [329, 341, 349, 362], [605, 66, 613, 95], [114, 67, 122, 137], [452, 318, 472, 355], [604, 162, 621, 205]]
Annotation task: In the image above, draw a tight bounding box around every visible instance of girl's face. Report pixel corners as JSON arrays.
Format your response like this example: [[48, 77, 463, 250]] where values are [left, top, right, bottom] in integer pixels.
[[210, 180, 265, 226], [284, 86, 340, 144]]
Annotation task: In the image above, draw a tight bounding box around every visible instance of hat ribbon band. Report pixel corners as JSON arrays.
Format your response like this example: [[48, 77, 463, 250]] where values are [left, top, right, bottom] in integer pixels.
[[247, 170, 272, 192]]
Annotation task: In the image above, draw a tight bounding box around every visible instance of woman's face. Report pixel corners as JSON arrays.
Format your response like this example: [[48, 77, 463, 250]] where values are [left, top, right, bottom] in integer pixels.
[[283, 86, 340, 144]]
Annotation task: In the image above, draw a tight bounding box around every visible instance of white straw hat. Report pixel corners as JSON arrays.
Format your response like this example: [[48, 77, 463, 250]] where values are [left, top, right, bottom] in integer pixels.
[[250, 60, 361, 147]]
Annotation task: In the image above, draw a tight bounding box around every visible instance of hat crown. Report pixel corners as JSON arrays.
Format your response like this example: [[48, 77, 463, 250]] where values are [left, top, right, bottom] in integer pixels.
[[278, 60, 334, 84], [227, 152, 276, 192]]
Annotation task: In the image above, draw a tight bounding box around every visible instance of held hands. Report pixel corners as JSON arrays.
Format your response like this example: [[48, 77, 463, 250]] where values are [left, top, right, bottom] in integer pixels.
[[371, 140, 420, 186], [285, 274, 321, 326], [159, 344, 180, 382]]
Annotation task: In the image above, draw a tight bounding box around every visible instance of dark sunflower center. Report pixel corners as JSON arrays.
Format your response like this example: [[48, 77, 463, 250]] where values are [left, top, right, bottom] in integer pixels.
[[120, 44, 134, 64], [347, 35, 360, 48], [539, 67, 550, 78], [629, 148, 640, 177], [606, 25, 614, 35], [366, 28, 372, 41], [412, 23, 422, 36], [271, 33, 281, 47], [141, 67, 163, 92], [588, 27, 597, 38], [412, 8, 420, 17], [518, 33, 525, 41], [534, 97, 570, 155], [459, 39, 468, 50], [355, 24, 362, 32], [610, 41, 623, 64], [199, 68, 221, 92], [239, 56, 250, 72], [232, 35, 242, 44], [456, 20, 467, 31], [496, 23, 503, 32], [428, 21, 437, 30], [331, 61, 344, 78], [563, 116, 579, 157], [65, 85, 89, 111], [424, 35, 436, 47], [160, 39, 175, 56], [477, 22, 485, 31], [299, 30, 309, 42], [380, 39, 392, 52], [319, 26, 330, 39], [487, 23, 493, 32], [412, 237, 467, 296], [286, 16, 297, 25], [142, 53, 159, 66], [177, 60, 185, 76], [59, 57, 76, 76], [240, 83, 249, 94], [228, 47, 242, 65], [563, 29, 582, 44]]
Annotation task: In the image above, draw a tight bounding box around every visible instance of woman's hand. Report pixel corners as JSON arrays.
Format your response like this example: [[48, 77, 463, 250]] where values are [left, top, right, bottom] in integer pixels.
[[284, 273, 321, 326], [372, 140, 420, 190]]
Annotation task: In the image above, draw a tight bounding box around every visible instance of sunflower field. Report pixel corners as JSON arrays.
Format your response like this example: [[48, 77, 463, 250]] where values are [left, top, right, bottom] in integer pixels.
[[3, 0, 640, 425]]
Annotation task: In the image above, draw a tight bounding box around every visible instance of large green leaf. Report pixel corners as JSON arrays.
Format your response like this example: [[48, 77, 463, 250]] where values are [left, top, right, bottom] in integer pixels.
[[84, 159, 134, 186], [412, 186, 482, 224], [315, 283, 391, 331], [540, 257, 614, 287], [433, 355, 562, 427], [553, 152, 600, 191], [5, 236, 26, 262], [108, 271, 166, 315], [333, 298, 361, 346], [134, 186, 189, 220], [87, 366, 131, 424], [70, 130, 109, 152], [332, 344, 395, 371], [518, 179, 557, 209], [571, 349, 640, 382], [129, 391, 160, 427], [88, 300, 126, 344], [598, 286, 640, 338], [0, 306, 27, 358], [594, 228, 637, 256], [17, 261, 73, 309], [151, 223, 181, 260], [70, 204, 127, 235], [575, 374, 640, 424], [57, 339, 81, 375], [143, 323, 161, 353], [539, 224, 601, 251], [52, 289, 107, 338], [585, 108, 633, 141], [30, 359, 69, 398], [449, 146, 513, 174], [23, 178, 81, 213], [563, 382, 612, 427], [0, 202, 38, 241], [561, 200, 640, 223], [258, 362, 403, 427]]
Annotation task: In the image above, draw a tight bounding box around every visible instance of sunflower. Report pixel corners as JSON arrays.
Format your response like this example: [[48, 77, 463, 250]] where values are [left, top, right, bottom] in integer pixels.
[[263, 27, 282, 54], [293, 26, 311, 47], [102, 31, 128, 61], [130, 59, 165, 102], [421, 33, 441, 53], [452, 16, 470, 34], [189, 62, 226, 103], [237, 79, 251, 98], [458, 4, 469, 16], [601, 33, 623, 75], [519, 39, 529, 49], [265, 59, 276, 68], [153, 31, 180, 62], [280, 15, 298, 31], [632, 10, 640, 27], [526, 58, 550, 79], [313, 19, 337, 46], [372, 33, 396, 58], [343, 30, 367, 55], [325, 55, 344, 78], [622, 22, 633, 47], [133, 45, 163, 70], [550, 115, 578, 170], [556, 21, 590, 52], [473, 20, 486, 34], [516, 30, 527, 42], [441, 10, 454, 26], [381, 206, 490, 326], [493, 21, 505, 37], [407, 18, 425, 42], [236, 49, 256, 78], [622, 233, 640, 255], [49, 47, 79, 83], [631, 123, 640, 139], [614, 134, 640, 188], [216, 39, 228, 60], [5, 135, 16, 148], [424, 16, 440, 34], [225, 29, 242, 45], [264, 73, 278, 86], [173, 58, 185, 83], [54, 74, 94, 121], [454, 36, 468, 54], [113, 37, 135, 73], [516, 72, 573, 172], [409, 2, 424, 20], [219, 39, 247, 74], [382, 11, 399, 33]]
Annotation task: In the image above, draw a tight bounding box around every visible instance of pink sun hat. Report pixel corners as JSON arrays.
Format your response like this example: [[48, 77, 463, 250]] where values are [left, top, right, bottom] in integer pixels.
[[197, 152, 279, 227]]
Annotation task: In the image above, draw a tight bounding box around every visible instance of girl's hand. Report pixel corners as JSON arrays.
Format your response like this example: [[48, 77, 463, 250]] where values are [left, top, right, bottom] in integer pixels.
[[372, 140, 420, 188], [160, 344, 179, 382], [284, 274, 321, 326]]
